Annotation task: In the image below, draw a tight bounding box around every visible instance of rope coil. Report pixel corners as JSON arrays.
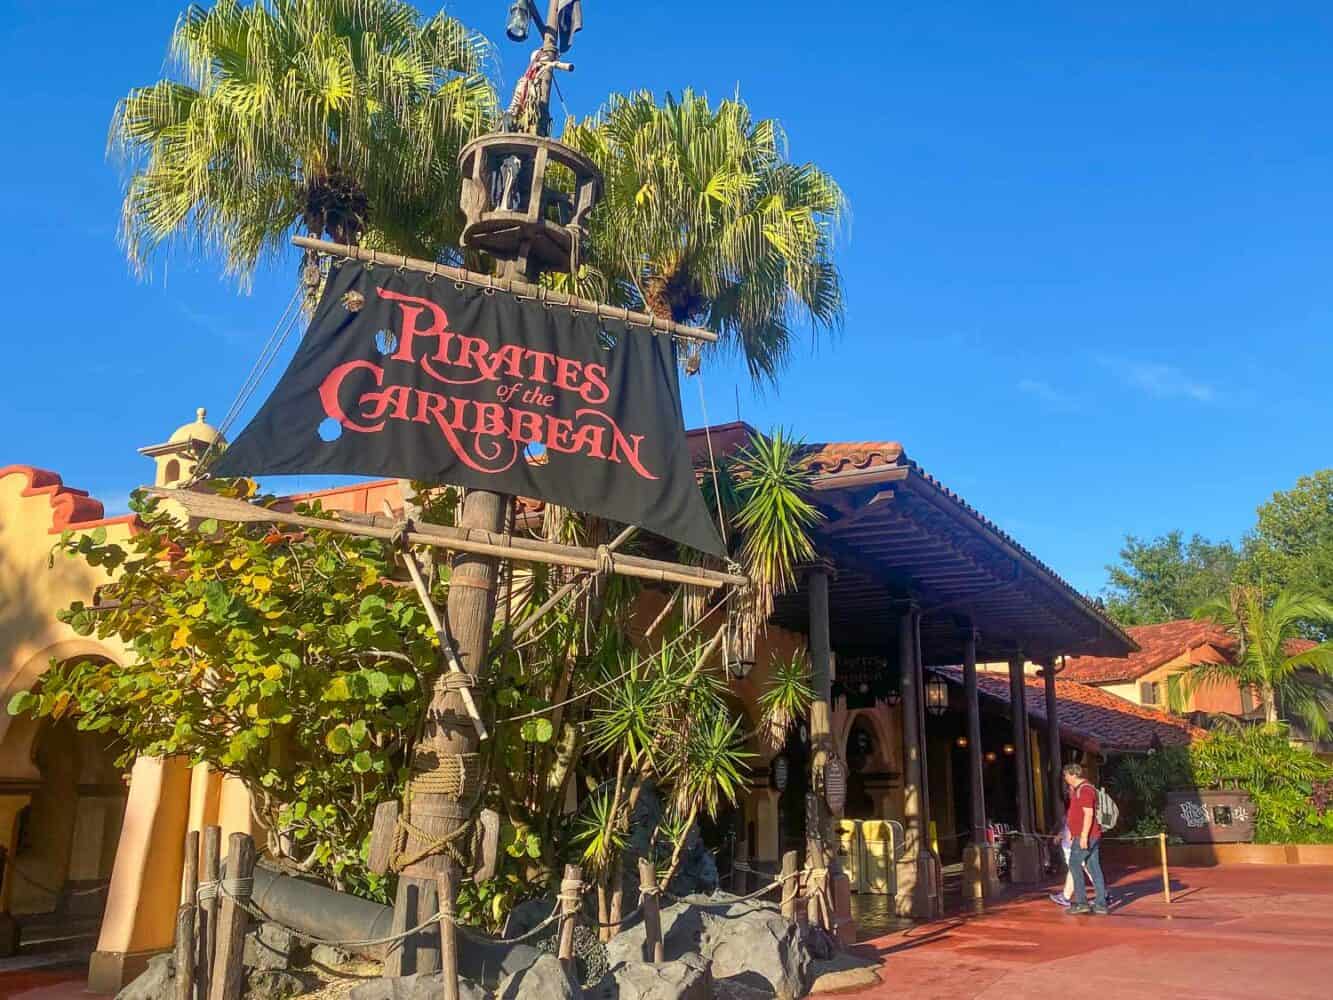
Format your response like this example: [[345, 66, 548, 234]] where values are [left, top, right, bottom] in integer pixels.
[[197, 880, 219, 903]]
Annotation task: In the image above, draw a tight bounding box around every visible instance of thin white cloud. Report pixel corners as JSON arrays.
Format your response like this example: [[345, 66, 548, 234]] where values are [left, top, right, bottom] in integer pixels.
[[1018, 378, 1079, 410], [1096, 356, 1215, 402]]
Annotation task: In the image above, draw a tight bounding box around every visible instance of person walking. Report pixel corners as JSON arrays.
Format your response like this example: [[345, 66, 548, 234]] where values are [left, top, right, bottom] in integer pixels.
[[1063, 763, 1108, 916]]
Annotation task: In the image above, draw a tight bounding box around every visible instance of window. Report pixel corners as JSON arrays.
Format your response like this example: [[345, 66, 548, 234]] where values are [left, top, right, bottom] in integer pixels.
[[1140, 681, 1160, 705]]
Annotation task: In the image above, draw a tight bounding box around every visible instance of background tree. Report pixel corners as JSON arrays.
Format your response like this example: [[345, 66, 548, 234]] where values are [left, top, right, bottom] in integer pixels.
[[1180, 586, 1333, 738], [563, 90, 846, 383], [1239, 470, 1333, 633], [1101, 530, 1240, 626], [111, 0, 496, 280]]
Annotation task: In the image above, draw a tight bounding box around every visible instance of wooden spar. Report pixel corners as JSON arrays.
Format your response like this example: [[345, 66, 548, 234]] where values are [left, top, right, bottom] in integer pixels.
[[291, 236, 719, 345], [149, 488, 747, 590], [508, 524, 638, 642]]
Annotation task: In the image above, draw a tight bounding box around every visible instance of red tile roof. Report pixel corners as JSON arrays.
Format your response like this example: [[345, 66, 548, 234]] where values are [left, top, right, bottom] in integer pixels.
[[934, 666, 1204, 753], [1063, 618, 1320, 685], [0, 465, 138, 534]]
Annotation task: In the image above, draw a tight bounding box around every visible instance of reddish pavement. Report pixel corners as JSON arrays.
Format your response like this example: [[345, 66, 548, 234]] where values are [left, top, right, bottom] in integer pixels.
[[840, 865, 1333, 1000]]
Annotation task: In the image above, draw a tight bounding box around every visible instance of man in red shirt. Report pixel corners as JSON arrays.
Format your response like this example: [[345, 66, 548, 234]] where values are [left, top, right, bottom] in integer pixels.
[[1063, 763, 1109, 915]]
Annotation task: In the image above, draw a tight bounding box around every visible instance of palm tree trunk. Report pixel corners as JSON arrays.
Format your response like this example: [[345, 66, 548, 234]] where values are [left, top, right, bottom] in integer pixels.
[[1263, 684, 1279, 725]]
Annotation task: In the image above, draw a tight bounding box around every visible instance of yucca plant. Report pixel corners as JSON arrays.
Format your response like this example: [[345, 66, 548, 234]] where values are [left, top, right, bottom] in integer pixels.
[[563, 90, 846, 383], [756, 650, 815, 750], [111, 0, 497, 280], [1180, 586, 1333, 738]]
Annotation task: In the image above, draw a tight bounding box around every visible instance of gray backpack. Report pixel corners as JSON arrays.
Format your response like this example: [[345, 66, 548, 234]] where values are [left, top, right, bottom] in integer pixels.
[[1095, 785, 1120, 832]]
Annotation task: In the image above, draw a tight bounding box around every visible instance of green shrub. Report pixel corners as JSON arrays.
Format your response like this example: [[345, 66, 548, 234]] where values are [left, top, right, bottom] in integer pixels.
[[1105, 725, 1333, 844]]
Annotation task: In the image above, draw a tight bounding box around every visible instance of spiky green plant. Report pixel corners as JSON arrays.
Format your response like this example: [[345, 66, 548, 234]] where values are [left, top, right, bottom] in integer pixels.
[[110, 0, 497, 279], [1181, 586, 1333, 738], [732, 429, 823, 618], [756, 650, 814, 749], [563, 90, 846, 383]]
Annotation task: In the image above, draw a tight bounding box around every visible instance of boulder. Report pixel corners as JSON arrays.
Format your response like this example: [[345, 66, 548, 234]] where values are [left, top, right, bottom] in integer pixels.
[[116, 954, 175, 1000], [244, 922, 297, 971], [535, 923, 608, 987], [310, 942, 354, 968], [348, 972, 487, 1000], [495, 952, 579, 999], [244, 969, 306, 1000], [698, 898, 810, 1000], [590, 953, 711, 1000], [604, 902, 705, 967]]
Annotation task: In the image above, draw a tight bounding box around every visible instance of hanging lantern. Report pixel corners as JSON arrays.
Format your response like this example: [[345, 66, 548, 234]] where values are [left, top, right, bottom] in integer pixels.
[[1003, 743, 1015, 756], [955, 735, 969, 748], [770, 754, 790, 792], [505, 0, 530, 41], [824, 757, 848, 814], [984, 751, 998, 764], [925, 674, 950, 716]]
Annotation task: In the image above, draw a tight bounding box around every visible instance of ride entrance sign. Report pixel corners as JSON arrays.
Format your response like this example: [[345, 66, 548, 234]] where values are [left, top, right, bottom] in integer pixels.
[[215, 262, 725, 557]]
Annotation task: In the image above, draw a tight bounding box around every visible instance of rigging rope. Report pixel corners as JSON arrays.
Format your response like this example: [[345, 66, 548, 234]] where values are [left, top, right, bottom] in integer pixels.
[[192, 283, 305, 480]]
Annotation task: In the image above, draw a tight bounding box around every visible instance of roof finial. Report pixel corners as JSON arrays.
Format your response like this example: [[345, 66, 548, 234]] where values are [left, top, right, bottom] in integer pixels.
[[197, 407, 207, 422]]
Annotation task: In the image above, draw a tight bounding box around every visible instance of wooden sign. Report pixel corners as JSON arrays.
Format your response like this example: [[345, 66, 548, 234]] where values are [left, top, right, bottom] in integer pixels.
[[824, 757, 848, 815]]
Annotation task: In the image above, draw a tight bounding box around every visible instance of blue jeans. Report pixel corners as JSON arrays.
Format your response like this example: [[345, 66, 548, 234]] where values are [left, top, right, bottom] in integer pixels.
[[1069, 838, 1107, 909]]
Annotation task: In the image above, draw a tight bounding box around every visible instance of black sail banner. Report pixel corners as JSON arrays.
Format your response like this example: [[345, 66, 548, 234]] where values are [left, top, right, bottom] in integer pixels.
[[214, 263, 726, 557]]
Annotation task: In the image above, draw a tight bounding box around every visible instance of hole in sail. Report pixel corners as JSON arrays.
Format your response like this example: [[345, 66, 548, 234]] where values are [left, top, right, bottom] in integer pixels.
[[525, 442, 548, 463], [317, 418, 344, 442], [375, 329, 399, 355]]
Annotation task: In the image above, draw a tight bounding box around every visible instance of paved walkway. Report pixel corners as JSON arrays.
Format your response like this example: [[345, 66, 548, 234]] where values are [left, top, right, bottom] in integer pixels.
[[840, 864, 1333, 1000]]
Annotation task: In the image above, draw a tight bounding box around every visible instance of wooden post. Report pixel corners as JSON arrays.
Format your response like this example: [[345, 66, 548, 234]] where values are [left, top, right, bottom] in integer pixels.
[[806, 567, 834, 932], [780, 850, 799, 922], [557, 864, 582, 981], [1159, 833, 1172, 904], [963, 627, 986, 847], [180, 830, 200, 907], [388, 489, 507, 977], [436, 868, 459, 1000], [199, 826, 221, 1000], [1008, 654, 1033, 834], [897, 607, 929, 916], [174, 904, 197, 1000], [175, 831, 199, 1000], [638, 858, 663, 964], [208, 833, 255, 1000], [1043, 657, 1064, 832]]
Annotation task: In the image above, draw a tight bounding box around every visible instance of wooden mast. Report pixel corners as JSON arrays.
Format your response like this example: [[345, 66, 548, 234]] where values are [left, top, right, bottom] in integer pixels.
[[388, 0, 576, 982]]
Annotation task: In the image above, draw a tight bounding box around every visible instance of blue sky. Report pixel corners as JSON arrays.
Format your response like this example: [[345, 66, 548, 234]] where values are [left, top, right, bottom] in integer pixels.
[[2, 1, 1330, 596]]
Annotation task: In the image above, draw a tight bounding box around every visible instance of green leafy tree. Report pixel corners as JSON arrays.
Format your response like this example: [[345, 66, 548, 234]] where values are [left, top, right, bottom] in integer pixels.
[[563, 90, 846, 383], [1101, 530, 1240, 626], [1180, 586, 1333, 738], [8, 485, 447, 896], [1239, 470, 1333, 628], [111, 0, 496, 279]]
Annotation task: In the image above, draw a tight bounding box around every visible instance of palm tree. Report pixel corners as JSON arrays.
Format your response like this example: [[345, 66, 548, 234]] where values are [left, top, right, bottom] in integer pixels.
[[111, 0, 496, 281], [562, 90, 846, 384], [1182, 586, 1333, 739]]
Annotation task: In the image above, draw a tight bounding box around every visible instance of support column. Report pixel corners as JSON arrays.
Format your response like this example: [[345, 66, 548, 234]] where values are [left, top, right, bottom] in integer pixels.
[[959, 627, 995, 903], [0, 792, 33, 956], [895, 608, 933, 918], [1007, 655, 1040, 883], [806, 566, 854, 943], [1042, 657, 1063, 833], [89, 757, 192, 994]]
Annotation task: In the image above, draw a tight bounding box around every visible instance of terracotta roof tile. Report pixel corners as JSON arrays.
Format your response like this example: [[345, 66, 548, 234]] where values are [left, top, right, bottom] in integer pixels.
[[1062, 620, 1233, 684], [935, 666, 1205, 753]]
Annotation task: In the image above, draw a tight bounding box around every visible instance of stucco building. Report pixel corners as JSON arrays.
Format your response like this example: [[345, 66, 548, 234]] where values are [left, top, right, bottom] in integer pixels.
[[2, 416, 1204, 991]]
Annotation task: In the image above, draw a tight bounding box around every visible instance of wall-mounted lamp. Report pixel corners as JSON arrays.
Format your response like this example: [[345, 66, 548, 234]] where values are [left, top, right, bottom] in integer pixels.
[[1002, 743, 1015, 756], [984, 751, 998, 764], [955, 736, 969, 748]]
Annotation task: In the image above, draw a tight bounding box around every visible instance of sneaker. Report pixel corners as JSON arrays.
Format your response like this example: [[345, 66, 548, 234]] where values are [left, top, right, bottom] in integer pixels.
[[1091, 905, 1110, 916], [1049, 893, 1072, 907], [1067, 904, 1093, 915]]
